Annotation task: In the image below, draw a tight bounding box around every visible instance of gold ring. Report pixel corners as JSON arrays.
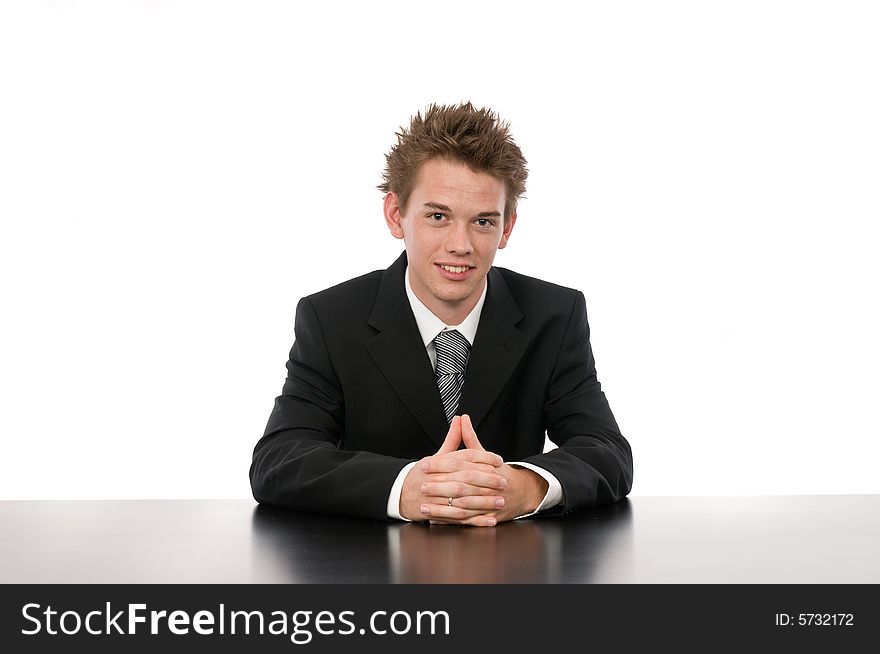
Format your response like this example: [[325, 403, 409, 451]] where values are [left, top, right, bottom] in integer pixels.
[[447, 497, 454, 507]]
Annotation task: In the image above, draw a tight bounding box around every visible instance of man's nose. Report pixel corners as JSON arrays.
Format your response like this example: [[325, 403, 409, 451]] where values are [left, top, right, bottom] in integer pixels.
[[445, 221, 473, 254]]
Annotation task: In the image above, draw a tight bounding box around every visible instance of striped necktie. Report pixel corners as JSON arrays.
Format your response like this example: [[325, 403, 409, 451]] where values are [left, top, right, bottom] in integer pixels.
[[434, 329, 471, 424]]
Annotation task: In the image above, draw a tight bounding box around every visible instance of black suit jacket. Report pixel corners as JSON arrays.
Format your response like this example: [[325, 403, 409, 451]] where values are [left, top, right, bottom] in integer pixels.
[[250, 251, 633, 520]]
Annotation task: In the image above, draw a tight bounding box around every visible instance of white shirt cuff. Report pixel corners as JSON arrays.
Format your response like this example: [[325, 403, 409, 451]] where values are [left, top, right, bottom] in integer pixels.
[[387, 461, 418, 521], [508, 461, 563, 519]]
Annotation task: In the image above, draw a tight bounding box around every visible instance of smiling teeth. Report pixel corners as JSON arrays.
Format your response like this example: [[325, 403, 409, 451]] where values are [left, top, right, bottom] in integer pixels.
[[441, 265, 469, 273]]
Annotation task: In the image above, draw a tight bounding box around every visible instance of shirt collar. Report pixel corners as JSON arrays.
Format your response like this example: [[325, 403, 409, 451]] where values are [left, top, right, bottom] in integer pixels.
[[404, 266, 487, 347]]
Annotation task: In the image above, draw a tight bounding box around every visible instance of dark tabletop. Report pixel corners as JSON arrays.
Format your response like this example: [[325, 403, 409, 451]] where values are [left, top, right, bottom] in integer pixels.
[[1, 496, 877, 583]]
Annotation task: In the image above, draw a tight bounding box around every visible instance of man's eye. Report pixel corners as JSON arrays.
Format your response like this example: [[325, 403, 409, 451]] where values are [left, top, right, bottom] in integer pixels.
[[430, 213, 445, 221], [475, 218, 495, 228]]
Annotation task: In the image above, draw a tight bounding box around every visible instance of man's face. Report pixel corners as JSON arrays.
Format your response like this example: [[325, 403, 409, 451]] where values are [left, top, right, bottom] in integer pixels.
[[384, 158, 516, 324]]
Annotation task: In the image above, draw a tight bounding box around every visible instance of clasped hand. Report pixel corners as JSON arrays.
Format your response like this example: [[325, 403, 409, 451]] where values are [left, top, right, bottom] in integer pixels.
[[399, 415, 548, 527]]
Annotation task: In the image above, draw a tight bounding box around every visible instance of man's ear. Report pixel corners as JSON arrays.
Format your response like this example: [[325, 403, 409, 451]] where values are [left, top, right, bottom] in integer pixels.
[[383, 192, 406, 240], [498, 211, 517, 249]]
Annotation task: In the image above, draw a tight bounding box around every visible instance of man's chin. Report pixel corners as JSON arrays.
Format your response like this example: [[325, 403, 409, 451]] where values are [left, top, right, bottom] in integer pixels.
[[431, 287, 479, 305]]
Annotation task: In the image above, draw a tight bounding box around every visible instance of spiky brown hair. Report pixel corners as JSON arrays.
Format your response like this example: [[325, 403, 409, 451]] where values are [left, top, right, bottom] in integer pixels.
[[378, 102, 528, 223]]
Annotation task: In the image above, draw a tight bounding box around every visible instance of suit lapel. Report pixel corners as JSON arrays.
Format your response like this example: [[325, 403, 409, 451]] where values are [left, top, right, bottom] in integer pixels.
[[366, 252, 449, 449], [457, 267, 530, 432]]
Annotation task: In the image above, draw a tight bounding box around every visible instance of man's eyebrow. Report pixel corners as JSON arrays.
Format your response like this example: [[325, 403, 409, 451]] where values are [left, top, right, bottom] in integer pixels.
[[423, 202, 452, 212], [423, 202, 501, 218]]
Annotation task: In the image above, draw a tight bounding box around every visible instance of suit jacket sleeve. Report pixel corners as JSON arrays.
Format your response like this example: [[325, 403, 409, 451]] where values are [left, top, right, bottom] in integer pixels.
[[522, 291, 633, 512], [249, 296, 412, 519]]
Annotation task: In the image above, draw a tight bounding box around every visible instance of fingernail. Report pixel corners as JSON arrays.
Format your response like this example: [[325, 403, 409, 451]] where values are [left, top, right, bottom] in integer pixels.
[[495, 498, 505, 508], [487, 518, 497, 526], [421, 505, 430, 514], [421, 462, 429, 472], [499, 478, 508, 488], [420, 484, 428, 494]]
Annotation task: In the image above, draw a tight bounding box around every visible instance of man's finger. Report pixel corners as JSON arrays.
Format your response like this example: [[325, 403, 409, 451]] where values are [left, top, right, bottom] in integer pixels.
[[420, 462, 500, 478], [436, 416, 462, 455], [420, 502, 496, 523], [422, 450, 503, 472], [428, 513, 499, 527], [421, 492, 505, 511], [421, 476, 507, 496], [460, 414, 485, 451]]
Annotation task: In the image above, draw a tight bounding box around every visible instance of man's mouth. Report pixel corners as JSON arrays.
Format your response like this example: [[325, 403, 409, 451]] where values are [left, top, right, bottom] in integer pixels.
[[439, 264, 471, 274], [435, 263, 475, 280]]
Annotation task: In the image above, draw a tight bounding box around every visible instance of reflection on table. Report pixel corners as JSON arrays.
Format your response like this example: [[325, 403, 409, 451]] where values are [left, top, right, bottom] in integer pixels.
[[249, 500, 633, 583]]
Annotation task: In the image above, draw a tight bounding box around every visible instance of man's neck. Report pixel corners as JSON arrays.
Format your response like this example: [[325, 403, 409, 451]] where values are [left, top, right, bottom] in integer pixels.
[[409, 276, 486, 326]]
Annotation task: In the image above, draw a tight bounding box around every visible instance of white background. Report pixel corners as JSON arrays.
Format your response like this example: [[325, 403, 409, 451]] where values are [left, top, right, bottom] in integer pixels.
[[1, 1, 878, 500]]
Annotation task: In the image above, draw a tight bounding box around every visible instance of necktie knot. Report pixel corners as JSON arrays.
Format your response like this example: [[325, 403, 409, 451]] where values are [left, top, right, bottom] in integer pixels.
[[434, 329, 470, 375]]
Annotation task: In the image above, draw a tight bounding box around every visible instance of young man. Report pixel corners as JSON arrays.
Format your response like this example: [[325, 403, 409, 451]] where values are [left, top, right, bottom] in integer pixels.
[[250, 103, 632, 526]]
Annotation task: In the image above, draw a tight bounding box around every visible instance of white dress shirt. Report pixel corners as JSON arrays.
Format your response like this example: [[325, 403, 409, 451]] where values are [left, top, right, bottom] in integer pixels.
[[386, 267, 564, 520]]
